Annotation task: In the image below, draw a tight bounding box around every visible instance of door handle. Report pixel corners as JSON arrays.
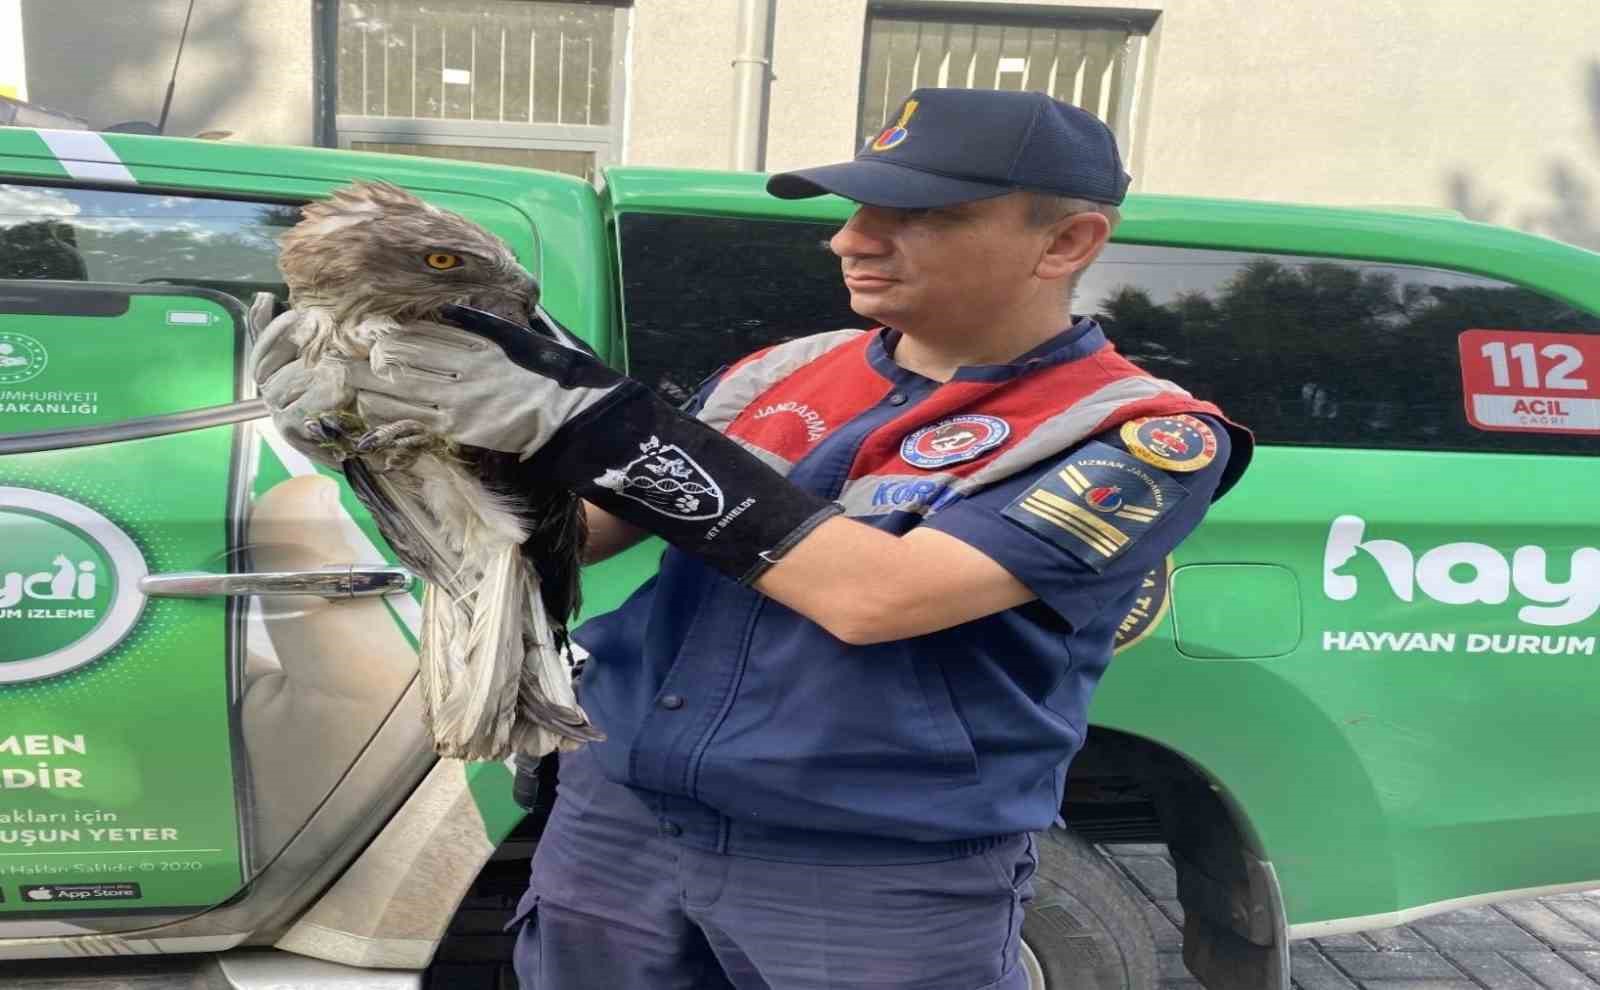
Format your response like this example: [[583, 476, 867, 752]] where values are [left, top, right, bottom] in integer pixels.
[[139, 566, 415, 600]]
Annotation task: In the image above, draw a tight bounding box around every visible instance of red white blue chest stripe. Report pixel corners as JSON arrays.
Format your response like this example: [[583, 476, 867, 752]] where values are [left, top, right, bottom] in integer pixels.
[[696, 324, 1234, 516]]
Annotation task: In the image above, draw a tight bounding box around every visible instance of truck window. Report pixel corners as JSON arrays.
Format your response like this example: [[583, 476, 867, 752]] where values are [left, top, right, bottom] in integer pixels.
[[618, 212, 1600, 455], [0, 182, 296, 303], [1080, 245, 1600, 455], [617, 213, 859, 404]]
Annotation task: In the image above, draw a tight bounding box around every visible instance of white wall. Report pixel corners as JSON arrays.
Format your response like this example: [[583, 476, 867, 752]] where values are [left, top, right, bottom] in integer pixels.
[[624, 0, 743, 167], [19, 0, 316, 144], [7, 1, 1597, 248], [1134, 0, 1597, 247], [622, 0, 1600, 249]]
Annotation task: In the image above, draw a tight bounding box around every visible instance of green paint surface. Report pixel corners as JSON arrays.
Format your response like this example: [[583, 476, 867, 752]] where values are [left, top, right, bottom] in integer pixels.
[[0, 289, 244, 914]]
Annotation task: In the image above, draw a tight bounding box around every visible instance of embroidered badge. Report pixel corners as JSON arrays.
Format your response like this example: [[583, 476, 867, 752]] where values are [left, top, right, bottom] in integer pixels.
[[1120, 415, 1218, 473], [1002, 441, 1188, 572], [870, 98, 919, 152], [594, 436, 726, 521], [899, 414, 1010, 470]]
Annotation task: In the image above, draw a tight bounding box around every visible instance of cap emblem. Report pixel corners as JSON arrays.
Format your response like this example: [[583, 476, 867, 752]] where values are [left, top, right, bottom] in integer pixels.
[[870, 98, 919, 152]]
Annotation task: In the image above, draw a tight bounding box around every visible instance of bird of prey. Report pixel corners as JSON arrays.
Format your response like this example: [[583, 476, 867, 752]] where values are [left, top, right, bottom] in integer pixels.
[[267, 180, 599, 760]]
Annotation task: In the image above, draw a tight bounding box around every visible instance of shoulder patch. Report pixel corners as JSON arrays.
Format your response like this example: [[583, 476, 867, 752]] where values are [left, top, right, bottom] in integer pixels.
[[1002, 441, 1189, 572], [1120, 414, 1218, 472]]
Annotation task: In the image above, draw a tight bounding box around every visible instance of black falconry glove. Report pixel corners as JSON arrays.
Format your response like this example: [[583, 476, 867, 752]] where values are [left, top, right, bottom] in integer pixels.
[[345, 304, 841, 585]]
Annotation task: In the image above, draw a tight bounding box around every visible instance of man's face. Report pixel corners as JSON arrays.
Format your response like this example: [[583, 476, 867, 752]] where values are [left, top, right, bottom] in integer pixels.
[[828, 192, 1058, 334]]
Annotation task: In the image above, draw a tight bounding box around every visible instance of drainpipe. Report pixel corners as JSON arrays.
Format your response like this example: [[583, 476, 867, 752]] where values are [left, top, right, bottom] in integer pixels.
[[730, 0, 776, 171]]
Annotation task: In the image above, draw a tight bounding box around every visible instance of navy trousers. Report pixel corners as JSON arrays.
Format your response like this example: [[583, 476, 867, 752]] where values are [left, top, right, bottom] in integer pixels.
[[509, 746, 1037, 990]]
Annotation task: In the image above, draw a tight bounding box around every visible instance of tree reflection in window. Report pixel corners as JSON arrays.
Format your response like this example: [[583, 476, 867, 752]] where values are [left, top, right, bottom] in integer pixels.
[[0, 183, 297, 303], [1087, 248, 1600, 455]]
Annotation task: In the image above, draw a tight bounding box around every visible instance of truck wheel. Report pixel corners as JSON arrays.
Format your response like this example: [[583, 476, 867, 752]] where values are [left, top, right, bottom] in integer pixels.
[[1019, 827, 1160, 989]]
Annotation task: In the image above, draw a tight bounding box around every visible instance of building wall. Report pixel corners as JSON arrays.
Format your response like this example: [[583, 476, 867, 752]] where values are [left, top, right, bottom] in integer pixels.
[[1133, 0, 1596, 246], [19, 0, 315, 145], [623, 0, 742, 165], [625, 0, 1600, 249], [7, 1, 1598, 249]]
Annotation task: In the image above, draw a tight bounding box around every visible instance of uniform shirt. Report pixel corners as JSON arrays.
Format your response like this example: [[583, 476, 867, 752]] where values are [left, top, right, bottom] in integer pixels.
[[572, 318, 1246, 864]]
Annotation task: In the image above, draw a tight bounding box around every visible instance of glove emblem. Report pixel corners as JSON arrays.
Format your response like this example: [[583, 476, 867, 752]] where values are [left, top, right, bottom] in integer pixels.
[[595, 436, 726, 521]]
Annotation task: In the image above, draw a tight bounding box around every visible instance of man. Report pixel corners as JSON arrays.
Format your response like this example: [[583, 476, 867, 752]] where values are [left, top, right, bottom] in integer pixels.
[[256, 87, 1251, 989]]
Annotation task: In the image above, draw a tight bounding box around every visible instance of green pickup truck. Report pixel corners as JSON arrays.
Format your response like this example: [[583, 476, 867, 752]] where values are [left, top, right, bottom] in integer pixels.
[[0, 129, 1596, 990]]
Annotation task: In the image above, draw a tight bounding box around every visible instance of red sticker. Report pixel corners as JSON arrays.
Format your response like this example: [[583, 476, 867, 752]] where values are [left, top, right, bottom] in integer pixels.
[[1458, 329, 1600, 435]]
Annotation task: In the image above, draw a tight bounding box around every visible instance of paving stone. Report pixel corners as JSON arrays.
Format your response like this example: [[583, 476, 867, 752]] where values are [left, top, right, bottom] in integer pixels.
[[1118, 854, 1179, 899], [1108, 842, 1600, 989], [1499, 901, 1600, 949], [1429, 904, 1509, 925], [1502, 950, 1600, 989], [1412, 920, 1547, 952], [1322, 948, 1467, 980], [1312, 932, 1374, 951], [1442, 950, 1544, 989], [1289, 944, 1360, 990], [1364, 924, 1434, 951], [1562, 951, 1600, 981], [1546, 899, 1600, 939]]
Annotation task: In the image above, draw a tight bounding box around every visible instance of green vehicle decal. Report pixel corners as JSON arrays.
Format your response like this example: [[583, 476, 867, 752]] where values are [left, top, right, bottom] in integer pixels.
[[0, 287, 245, 914]]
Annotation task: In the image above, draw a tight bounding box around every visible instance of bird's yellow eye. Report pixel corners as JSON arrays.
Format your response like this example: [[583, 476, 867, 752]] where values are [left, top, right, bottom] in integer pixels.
[[425, 252, 462, 271]]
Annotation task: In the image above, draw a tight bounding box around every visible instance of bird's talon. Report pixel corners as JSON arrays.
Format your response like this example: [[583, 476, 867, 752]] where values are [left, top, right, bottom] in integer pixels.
[[307, 415, 348, 443], [355, 419, 430, 453]]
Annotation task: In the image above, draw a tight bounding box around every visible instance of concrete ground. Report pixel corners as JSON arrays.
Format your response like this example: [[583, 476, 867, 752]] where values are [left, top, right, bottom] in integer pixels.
[[1105, 845, 1600, 989]]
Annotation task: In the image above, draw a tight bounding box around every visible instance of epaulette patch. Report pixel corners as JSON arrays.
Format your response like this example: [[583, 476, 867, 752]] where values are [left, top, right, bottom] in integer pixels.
[[1002, 441, 1189, 572]]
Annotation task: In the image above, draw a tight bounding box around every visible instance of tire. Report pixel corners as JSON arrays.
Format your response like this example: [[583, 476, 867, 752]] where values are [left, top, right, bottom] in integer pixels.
[[1019, 827, 1160, 990]]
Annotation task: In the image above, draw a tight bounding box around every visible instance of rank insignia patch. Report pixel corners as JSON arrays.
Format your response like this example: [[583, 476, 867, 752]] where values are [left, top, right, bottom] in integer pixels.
[[1002, 442, 1189, 571], [1120, 415, 1218, 472]]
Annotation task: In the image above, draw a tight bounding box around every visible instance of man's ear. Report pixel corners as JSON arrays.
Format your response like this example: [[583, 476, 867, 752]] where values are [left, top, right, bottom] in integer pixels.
[[1036, 211, 1112, 282]]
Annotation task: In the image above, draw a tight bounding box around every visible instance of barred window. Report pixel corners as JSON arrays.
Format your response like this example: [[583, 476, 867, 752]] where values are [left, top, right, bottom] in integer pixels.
[[334, 0, 628, 181]]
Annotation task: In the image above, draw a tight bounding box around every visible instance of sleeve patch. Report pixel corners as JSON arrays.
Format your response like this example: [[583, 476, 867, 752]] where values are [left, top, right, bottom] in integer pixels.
[[1001, 441, 1190, 572], [1121, 414, 1218, 472]]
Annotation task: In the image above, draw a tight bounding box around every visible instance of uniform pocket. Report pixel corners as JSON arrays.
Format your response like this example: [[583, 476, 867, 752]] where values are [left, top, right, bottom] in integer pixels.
[[909, 657, 980, 782], [981, 833, 1039, 896]]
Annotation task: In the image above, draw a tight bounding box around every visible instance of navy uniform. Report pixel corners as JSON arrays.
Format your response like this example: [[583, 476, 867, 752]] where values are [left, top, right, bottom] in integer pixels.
[[509, 290, 1249, 987]]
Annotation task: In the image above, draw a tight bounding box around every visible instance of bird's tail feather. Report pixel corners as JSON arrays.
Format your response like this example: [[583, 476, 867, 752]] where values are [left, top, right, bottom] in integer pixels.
[[515, 563, 603, 756], [366, 452, 598, 761], [428, 542, 524, 760]]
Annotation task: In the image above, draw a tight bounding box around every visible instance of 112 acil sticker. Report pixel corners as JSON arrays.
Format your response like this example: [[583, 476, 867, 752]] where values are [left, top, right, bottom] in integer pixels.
[[1458, 329, 1599, 434]]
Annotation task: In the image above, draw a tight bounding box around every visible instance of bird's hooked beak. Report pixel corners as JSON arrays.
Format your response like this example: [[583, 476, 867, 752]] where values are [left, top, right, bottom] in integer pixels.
[[462, 272, 541, 329]]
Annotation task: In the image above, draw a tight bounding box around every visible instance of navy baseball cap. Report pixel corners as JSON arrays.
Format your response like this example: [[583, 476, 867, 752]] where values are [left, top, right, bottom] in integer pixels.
[[768, 88, 1131, 208]]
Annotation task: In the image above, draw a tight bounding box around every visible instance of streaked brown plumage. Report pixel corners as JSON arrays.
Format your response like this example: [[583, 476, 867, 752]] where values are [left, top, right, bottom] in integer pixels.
[[276, 180, 598, 759]]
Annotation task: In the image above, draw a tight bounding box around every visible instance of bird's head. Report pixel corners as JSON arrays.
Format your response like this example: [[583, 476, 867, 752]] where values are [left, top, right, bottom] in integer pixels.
[[278, 180, 540, 328]]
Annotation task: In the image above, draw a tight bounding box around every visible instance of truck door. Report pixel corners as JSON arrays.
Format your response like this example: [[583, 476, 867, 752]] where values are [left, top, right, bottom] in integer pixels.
[[0, 181, 421, 935]]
